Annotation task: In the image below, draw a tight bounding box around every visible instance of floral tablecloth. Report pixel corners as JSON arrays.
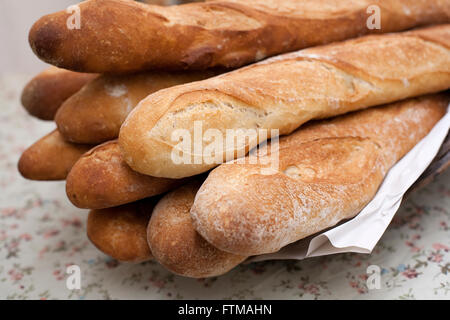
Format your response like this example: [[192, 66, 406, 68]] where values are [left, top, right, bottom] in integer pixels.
[[0, 74, 449, 300]]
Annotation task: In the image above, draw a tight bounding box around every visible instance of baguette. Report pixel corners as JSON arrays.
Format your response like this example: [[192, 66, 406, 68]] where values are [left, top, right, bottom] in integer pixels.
[[66, 141, 184, 209], [119, 25, 450, 179], [190, 94, 449, 256], [29, 0, 450, 73], [148, 180, 246, 278], [18, 129, 93, 181], [21, 67, 96, 120], [87, 199, 154, 262], [56, 71, 216, 144]]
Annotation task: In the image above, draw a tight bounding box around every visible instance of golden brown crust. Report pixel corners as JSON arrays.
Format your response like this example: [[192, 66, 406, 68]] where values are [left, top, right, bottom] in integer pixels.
[[66, 140, 184, 209], [18, 129, 93, 181], [148, 180, 246, 278], [190, 94, 449, 256], [141, 0, 202, 5], [55, 71, 217, 144], [21, 67, 96, 120], [87, 199, 154, 262], [140, 0, 174, 5], [119, 25, 450, 179], [29, 0, 450, 73]]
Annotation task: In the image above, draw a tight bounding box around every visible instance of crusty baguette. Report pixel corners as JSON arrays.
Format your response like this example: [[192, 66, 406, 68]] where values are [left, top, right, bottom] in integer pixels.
[[148, 180, 246, 278], [21, 67, 96, 120], [87, 199, 154, 262], [18, 129, 94, 181], [66, 141, 184, 209], [190, 94, 449, 256], [119, 25, 450, 179], [56, 71, 216, 144], [29, 0, 450, 73]]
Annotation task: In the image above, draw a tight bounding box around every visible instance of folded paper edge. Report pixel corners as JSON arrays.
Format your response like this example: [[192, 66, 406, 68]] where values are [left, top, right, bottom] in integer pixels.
[[248, 104, 450, 263]]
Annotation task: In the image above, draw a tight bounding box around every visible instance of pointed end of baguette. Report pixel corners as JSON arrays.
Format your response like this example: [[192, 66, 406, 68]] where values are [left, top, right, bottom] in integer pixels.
[[29, 14, 65, 67]]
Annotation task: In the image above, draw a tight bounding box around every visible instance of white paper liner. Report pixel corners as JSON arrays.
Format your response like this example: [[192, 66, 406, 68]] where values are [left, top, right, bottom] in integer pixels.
[[248, 103, 450, 263]]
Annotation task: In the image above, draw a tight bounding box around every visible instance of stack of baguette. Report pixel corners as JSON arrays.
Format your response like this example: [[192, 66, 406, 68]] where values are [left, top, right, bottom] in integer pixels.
[[18, 0, 450, 278]]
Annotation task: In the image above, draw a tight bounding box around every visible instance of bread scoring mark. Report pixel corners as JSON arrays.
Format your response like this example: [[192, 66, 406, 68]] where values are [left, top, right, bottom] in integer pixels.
[[281, 137, 382, 184], [160, 2, 263, 30], [223, 0, 369, 17], [256, 32, 450, 88], [148, 99, 271, 146]]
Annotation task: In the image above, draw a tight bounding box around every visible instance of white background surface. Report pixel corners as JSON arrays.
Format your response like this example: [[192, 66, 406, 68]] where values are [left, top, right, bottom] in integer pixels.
[[0, 0, 77, 74]]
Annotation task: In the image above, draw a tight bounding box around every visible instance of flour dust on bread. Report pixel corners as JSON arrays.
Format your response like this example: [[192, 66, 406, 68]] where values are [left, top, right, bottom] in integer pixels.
[[56, 70, 217, 144], [190, 94, 449, 256], [119, 25, 450, 179]]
